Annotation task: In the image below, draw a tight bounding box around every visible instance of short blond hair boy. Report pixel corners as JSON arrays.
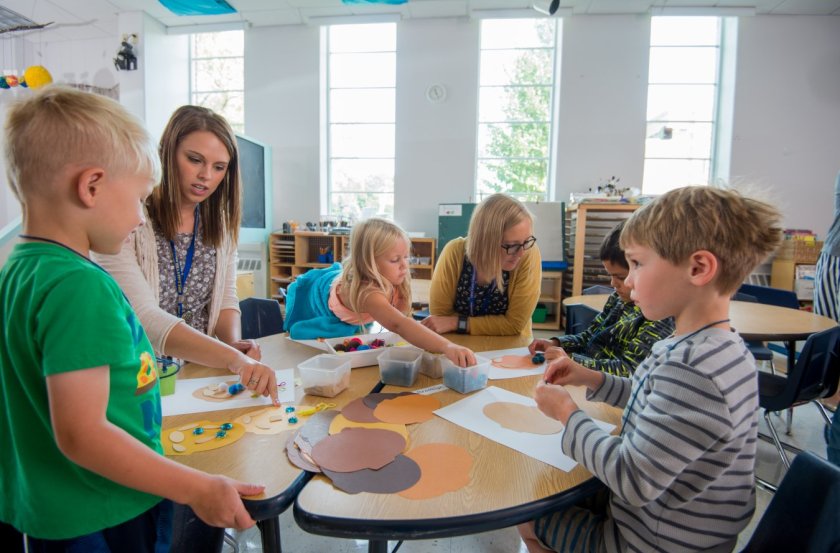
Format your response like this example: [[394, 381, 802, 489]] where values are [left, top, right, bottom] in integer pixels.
[[522, 186, 782, 553], [0, 86, 262, 549]]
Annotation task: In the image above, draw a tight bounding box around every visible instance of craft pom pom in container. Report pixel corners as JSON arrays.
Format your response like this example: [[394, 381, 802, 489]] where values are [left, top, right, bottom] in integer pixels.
[[322, 331, 411, 368], [298, 354, 351, 398], [378, 346, 423, 387], [442, 355, 490, 394]]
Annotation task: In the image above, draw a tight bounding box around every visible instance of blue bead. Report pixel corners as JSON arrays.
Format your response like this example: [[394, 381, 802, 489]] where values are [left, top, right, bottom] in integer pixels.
[[220, 423, 233, 431], [215, 430, 227, 438], [285, 406, 295, 413], [228, 383, 245, 395], [288, 416, 298, 424], [532, 353, 545, 364], [192, 427, 204, 435]]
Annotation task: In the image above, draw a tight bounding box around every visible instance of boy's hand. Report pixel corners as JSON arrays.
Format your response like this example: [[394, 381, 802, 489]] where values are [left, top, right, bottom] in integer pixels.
[[189, 475, 264, 529], [443, 343, 476, 368], [527, 338, 559, 355], [534, 380, 579, 424], [543, 346, 568, 361], [543, 356, 605, 391], [231, 339, 262, 361], [230, 357, 279, 405]]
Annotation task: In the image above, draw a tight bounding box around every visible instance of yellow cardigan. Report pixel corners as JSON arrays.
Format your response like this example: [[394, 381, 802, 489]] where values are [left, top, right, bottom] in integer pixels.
[[429, 237, 541, 337]]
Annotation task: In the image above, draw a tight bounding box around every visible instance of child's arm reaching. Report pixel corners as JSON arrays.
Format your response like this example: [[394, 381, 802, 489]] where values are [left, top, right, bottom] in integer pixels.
[[362, 290, 476, 367], [47, 367, 262, 530]]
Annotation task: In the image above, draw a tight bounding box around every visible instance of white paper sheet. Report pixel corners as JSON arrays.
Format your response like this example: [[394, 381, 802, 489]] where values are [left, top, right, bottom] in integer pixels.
[[434, 386, 615, 472], [161, 368, 296, 416], [483, 346, 547, 380]]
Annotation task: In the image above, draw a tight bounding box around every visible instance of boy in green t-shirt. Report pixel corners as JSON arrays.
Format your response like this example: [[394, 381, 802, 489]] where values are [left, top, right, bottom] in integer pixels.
[[0, 86, 264, 551]]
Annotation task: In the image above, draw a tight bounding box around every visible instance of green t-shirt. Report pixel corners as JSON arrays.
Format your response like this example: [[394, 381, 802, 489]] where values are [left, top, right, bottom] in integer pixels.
[[0, 243, 163, 539]]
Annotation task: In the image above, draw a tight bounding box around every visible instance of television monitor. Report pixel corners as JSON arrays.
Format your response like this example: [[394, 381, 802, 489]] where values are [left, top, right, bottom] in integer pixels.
[[235, 133, 272, 244]]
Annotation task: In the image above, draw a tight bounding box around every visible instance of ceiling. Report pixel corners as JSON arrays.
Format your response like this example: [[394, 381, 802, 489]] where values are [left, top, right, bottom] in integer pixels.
[[0, 0, 838, 42]]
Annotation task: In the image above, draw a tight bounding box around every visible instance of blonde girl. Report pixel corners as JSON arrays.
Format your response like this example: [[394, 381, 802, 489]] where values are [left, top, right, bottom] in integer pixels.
[[285, 218, 476, 367]]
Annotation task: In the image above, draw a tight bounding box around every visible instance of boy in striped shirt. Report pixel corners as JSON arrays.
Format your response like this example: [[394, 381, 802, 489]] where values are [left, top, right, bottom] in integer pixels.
[[519, 186, 782, 553]]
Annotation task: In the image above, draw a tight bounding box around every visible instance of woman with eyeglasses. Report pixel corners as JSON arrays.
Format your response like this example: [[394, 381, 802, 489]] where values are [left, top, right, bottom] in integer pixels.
[[421, 193, 542, 337]]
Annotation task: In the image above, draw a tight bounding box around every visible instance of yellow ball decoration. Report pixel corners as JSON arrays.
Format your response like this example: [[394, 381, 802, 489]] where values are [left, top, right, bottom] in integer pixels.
[[23, 66, 53, 89]]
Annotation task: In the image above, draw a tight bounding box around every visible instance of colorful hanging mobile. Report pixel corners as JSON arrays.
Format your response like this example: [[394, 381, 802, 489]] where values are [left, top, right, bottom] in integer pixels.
[[0, 66, 53, 90]]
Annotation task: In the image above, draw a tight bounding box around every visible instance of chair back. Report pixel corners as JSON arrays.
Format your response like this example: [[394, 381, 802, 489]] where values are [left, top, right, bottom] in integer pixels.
[[760, 327, 840, 411], [565, 304, 599, 335], [740, 451, 840, 552], [732, 292, 758, 303], [738, 283, 800, 310], [240, 297, 284, 339], [583, 285, 613, 296]]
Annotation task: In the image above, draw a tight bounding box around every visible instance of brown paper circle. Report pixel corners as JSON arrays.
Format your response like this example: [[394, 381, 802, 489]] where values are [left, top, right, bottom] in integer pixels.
[[311, 427, 406, 473], [491, 354, 542, 369], [399, 443, 473, 500], [341, 397, 381, 423], [362, 392, 413, 410], [323, 455, 421, 494], [373, 394, 441, 425]]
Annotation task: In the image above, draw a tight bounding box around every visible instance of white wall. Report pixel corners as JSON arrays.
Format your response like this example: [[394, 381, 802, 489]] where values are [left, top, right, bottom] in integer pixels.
[[394, 17, 481, 236], [246, 25, 322, 229], [730, 16, 840, 239]]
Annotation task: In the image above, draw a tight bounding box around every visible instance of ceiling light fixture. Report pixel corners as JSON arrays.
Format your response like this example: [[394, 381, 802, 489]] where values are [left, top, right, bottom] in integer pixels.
[[306, 13, 402, 25]]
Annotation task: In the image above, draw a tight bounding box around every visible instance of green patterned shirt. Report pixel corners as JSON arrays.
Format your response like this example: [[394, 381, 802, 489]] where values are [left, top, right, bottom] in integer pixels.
[[553, 292, 674, 377]]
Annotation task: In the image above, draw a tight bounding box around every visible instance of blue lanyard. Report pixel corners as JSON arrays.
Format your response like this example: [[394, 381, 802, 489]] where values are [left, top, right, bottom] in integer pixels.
[[619, 318, 730, 435], [169, 206, 199, 319], [469, 266, 495, 317]]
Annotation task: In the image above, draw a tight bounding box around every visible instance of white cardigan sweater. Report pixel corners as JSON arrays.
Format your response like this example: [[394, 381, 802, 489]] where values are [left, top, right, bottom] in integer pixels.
[[94, 213, 240, 354]]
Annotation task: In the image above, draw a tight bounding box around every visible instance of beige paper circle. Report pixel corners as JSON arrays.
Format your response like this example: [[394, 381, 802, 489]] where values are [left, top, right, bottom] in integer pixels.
[[482, 402, 564, 434]]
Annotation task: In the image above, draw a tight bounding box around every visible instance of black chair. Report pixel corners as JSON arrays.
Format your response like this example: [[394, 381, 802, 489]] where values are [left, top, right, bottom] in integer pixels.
[[740, 451, 840, 553], [583, 284, 613, 295], [240, 297, 285, 339], [758, 327, 840, 469], [564, 304, 600, 335], [733, 292, 775, 369], [738, 283, 801, 310]]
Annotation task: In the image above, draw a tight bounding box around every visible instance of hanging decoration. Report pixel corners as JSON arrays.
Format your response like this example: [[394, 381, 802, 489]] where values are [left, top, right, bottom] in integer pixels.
[[0, 66, 53, 90], [114, 33, 139, 71]]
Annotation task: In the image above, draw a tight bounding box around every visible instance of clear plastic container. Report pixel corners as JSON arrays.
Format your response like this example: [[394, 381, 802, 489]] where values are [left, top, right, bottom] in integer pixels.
[[298, 354, 351, 398], [377, 347, 423, 387], [419, 351, 444, 379], [442, 355, 490, 394], [323, 331, 410, 368]]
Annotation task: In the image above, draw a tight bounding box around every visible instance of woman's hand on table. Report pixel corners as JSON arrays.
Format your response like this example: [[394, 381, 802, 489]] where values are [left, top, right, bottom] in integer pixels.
[[229, 356, 279, 405], [231, 339, 262, 361], [443, 343, 476, 368], [420, 314, 458, 334]]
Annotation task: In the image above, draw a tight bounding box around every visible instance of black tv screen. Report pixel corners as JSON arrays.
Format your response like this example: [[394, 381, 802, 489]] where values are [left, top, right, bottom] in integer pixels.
[[235, 133, 271, 242]]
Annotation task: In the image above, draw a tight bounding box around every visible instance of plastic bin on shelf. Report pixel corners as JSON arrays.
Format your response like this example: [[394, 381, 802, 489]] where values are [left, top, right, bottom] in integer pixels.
[[298, 354, 351, 398], [441, 355, 490, 394], [378, 347, 423, 387]]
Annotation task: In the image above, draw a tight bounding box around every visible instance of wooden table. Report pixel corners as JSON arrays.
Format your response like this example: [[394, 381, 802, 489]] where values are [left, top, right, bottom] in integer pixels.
[[563, 294, 839, 371], [293, 334, 623, 552], [164, 334, 385, 553]]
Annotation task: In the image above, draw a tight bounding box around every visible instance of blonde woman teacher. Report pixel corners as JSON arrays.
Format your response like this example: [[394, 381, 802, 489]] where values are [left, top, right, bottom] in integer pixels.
[[422, 194, 542, 337]]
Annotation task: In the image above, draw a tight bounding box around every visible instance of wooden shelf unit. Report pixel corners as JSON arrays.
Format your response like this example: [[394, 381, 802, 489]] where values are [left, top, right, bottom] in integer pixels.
[[268, 232, 436, 302], [564, 203, 640, 298], [533, 270, 564, 331]]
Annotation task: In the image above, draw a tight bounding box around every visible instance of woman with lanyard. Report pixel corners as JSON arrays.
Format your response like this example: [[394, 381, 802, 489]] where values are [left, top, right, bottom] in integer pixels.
[[95, 105, 277, 552], [422, 193, 542, 338]]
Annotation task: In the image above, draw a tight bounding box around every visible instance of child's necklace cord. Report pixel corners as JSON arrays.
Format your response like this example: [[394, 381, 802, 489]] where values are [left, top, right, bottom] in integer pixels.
[[19, 234, 91, 262]]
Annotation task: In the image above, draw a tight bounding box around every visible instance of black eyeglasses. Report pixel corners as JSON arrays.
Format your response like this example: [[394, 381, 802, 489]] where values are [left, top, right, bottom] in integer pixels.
[[500, 236, 537, 255]]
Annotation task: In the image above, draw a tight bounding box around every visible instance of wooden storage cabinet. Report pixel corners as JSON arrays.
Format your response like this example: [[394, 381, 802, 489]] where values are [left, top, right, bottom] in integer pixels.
[[268, 232, 436, 301], [533, 271, 564, 331], [563, 203, 639, 298]]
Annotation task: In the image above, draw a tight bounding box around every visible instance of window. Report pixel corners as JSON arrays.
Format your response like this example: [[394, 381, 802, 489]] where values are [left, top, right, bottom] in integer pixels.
[[190, 30, 244, 133], [326, 23, 396, 220], [476, 18, 558, 202], [643, 17, 721, 194]]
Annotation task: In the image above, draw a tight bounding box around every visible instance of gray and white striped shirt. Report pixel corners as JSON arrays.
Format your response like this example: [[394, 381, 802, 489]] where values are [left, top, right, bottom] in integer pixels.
[[563, 328, 757, 553]]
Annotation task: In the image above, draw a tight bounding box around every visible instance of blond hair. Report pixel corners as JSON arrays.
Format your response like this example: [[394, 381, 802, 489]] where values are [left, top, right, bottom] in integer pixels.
[[147, 105, 241, 248], [465, 194, 534, 289], [342, 218, 412, 318], [621, 186, 783, 293], [4, 85, 159, 205]]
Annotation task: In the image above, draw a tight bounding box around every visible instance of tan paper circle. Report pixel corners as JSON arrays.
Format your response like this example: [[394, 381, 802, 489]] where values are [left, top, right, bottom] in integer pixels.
[[399, 443, 472, 500], [482, 402, 564, 434]]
